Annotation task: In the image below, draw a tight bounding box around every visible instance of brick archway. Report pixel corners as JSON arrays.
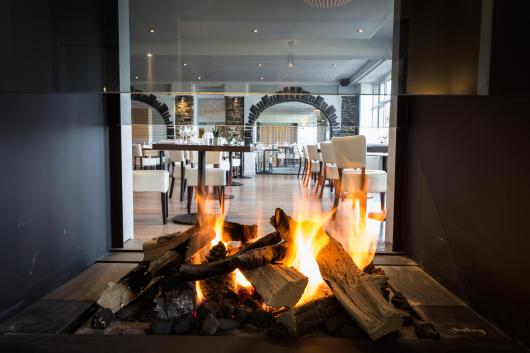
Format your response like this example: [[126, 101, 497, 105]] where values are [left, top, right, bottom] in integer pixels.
[[244, 87, 340, 144], [131, 93, 173, 139]]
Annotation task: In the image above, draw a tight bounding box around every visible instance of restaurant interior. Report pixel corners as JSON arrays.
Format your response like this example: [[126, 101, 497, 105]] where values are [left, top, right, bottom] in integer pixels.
[[1, 0, 529, 352]]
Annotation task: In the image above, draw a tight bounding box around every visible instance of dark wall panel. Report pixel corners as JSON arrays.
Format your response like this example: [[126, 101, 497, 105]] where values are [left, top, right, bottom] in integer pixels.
[[0, 93, 110, 319], [397, 95, 530, 344]]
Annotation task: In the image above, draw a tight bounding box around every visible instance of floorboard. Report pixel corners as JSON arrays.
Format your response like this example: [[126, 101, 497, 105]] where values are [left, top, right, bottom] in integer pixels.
[[0, 263, 136, 334], [134, 174, 392, 253]]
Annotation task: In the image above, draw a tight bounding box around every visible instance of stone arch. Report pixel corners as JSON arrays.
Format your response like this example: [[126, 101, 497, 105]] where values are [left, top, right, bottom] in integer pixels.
[[131, 93, 173, 139], [245, 87, 340, 144]]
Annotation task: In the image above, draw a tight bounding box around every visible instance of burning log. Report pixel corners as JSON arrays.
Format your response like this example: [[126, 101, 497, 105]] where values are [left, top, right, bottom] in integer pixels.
[[143, 225, 201, 261], [277, 294, 343, 336], [271, 208, 402, 341], [222, 221, 258, 244], [240, 264, 308, 308], [98, 226, 215, 313], [166, 244, 287, 285]]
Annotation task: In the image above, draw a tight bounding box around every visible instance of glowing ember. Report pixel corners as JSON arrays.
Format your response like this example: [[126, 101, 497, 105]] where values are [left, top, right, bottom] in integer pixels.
[[195, 280, 205, 306]]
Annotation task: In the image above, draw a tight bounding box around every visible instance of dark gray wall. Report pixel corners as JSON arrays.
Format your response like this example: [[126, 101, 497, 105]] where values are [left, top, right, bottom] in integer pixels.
[[393, 0, 530, 345], [0, 94, 111, 319], [0, 0, 118, 320], [396, 96, 530, 344]]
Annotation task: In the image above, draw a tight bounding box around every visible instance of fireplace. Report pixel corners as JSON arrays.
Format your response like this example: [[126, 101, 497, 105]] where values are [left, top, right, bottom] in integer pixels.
[[84, 194, 440, 342]]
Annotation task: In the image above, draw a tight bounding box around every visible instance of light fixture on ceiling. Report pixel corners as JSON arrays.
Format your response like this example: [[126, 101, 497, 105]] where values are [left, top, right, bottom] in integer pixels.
[[146, 52, 153, 57], [253, 28, 259, 33], [233, 97, 238, 103], [304, 0, 352, 8], [357, 28, 364, 33], [287, 41, 295, 68], [260, 77, 264, 80], [148, 28, 155, 33], [197, 76, 202, 80], [183, 63, 188, 67], [332, 64, 337, 67], [134, 76, 139, 80], [257, 63, 262, 67]]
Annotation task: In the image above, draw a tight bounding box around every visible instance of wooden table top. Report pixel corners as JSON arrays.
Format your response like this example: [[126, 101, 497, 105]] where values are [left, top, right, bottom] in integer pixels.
[[152, 143, 252, 153]]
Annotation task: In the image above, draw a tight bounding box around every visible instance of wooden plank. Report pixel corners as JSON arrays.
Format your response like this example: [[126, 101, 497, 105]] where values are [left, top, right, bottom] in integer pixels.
[[0, 263, 136, 334], [373, 255, 417, 267], [379, 266, 467, 307], [96, 252, 144, 263], [44, 263, 137, 301]]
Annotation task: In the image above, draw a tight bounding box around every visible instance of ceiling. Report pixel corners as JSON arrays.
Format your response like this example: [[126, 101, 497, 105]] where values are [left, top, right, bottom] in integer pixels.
[[129, 0, 394, 90]]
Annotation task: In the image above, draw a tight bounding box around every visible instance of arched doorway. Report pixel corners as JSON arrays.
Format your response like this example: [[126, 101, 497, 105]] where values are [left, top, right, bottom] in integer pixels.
[[245, 87, 340, 144], [131, 93, 173, 139], [254, 101, 331, 145]]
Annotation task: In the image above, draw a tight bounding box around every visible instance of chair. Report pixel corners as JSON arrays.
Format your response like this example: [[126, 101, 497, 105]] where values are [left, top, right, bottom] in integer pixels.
[[316, 141, 339, 199], [185, 151, 227, 214], [132, 146, 160, 169], [303, 145, 320, 185], [331, 135, 387, 219], [133, 170, 170, 224], [297, 145, 305, 179], [166, 150, 186, 201]]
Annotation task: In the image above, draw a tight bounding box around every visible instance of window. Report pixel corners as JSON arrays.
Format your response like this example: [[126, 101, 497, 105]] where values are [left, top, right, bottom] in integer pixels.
[[372, 75, 391, 130]]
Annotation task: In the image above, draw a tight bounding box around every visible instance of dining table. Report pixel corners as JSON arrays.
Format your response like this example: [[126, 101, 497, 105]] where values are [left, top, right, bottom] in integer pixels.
[[152, 143, 251, 225]]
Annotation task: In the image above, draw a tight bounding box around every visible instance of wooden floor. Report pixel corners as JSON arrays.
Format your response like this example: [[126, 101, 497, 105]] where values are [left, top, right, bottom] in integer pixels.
[[133, 174, 391, 251]]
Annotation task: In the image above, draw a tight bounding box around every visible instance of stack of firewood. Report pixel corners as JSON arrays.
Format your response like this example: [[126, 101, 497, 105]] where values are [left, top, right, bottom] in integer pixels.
[[93, 209, 437, 340]]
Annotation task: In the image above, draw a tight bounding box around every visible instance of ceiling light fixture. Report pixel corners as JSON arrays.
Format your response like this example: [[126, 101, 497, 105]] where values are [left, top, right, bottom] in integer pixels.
[[258, 63, 262, 67], [197, 76, 202, 80], [260, 77, 264, 80], [357, 28, 364, 33], [304, 0, 352, 8], [148, 28, 155, 33], [146, 52, 153, 57], [253, 28, 259, 33], [134, 76, 139, 79], [183, 63, 188, 67], [332, 64, 337, 67], [287, 41, 295, 68]]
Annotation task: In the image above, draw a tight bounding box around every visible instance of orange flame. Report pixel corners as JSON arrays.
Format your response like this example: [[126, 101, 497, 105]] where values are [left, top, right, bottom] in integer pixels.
[[283, 191, 333, 306], [344, 197, 379, 271]]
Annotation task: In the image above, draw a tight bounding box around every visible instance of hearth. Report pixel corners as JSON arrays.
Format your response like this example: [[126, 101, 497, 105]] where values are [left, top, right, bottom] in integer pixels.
[[85, 207, 441, 341]]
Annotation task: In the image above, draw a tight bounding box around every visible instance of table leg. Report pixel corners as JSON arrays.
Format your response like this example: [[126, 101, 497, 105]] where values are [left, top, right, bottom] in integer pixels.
[[158, 151, 164, 170], [235, 151, 251, 179], [229, 151, 243, 186]]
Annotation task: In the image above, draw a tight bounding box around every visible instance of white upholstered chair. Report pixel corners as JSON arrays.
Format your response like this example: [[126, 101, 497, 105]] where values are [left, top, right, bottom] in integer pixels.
[[133, 170, 170, 224], [315, 141, 339, 199], [331, 135, 387, 218], [303, 144, 321, 185]]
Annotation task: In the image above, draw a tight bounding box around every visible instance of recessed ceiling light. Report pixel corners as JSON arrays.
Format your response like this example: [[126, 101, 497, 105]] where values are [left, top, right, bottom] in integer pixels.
[[148, 28, 155, 33], [146, 52, 153, 57], [357, 28, 364, 33], [260, 77, 264, 80], [197, 76, 202, 80], [253, 28, 259, 33], [183, 63, 188, 67], [257, 63, 263, 67], [134, 76, 139, 79]]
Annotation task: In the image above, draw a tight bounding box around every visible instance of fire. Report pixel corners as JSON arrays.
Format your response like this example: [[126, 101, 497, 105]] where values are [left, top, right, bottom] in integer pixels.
[[195, 280, 205, 306], [199, 194, 253, 291], [282, 191, 333, 306], [344, 198, 379, 271]]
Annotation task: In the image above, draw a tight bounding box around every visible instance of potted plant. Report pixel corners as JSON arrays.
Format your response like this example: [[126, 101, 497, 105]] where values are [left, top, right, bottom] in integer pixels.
[[211, 127, 222, 145]]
